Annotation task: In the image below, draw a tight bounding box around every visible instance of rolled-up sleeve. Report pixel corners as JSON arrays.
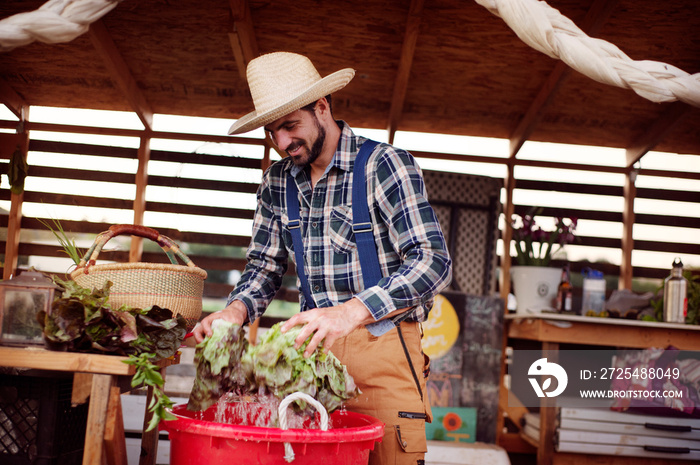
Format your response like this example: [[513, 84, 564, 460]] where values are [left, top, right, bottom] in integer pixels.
[[354, 147, 452, 320]]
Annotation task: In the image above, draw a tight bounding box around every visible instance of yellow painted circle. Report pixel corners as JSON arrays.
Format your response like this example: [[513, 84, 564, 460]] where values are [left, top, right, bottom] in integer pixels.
[[421, 294, 460, 358]]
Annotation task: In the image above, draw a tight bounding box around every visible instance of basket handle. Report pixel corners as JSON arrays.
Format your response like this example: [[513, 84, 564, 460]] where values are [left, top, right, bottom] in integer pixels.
[[77, 224, 198, 270]]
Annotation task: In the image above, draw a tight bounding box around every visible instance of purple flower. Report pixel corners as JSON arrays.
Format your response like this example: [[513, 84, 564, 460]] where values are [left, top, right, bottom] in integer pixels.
[[511, 209, 577, 266]]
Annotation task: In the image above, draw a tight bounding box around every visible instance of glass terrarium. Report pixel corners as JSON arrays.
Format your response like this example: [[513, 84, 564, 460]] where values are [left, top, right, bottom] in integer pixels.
[[0, 271, 57, 346]]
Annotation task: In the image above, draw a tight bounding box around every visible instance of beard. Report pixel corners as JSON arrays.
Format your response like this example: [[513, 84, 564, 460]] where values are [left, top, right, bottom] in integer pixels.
[[287, 115, 326, 169]]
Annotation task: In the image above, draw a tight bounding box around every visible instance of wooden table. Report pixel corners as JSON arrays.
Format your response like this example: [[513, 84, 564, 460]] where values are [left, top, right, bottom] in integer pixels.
[[505, 314, 700, 465], [0, 346, 179, 465]]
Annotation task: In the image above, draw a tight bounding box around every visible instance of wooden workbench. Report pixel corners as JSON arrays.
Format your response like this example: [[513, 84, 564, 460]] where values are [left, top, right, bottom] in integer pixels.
[[0, 346, 179, 465], [505, 314, 700, 465]]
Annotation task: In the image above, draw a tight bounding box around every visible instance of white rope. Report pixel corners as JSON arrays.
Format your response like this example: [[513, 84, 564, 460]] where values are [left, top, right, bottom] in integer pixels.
[[0, 0, 121, 52], [278, 392, 329, 463], [474, 0, 700, 108]]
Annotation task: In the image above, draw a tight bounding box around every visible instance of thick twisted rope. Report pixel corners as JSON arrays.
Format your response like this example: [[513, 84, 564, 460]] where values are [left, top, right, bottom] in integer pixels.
[[278, 392, 329, 463], [0, 0, 120, 52], [474, 0, 700, 108]]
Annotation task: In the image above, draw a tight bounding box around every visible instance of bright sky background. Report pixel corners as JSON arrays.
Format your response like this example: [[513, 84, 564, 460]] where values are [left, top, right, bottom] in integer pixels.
[[1, 105, 699, 274]]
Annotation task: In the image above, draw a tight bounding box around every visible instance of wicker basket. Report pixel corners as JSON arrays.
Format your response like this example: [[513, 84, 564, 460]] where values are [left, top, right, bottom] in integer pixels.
[[70, 224, 207, 331]]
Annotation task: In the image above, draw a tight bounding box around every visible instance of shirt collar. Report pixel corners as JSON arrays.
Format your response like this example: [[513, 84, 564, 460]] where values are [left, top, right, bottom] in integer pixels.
[[287, 120, 361, 177]]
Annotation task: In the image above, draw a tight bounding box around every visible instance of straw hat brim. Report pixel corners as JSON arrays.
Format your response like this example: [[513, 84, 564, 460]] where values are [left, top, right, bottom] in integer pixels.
[[228, 68, 355, 135]]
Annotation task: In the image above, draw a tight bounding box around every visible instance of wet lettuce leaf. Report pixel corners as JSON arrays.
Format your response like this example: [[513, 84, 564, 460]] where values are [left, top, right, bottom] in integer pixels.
[[188, 319, 250, 411], [188, 321, 360, 417]]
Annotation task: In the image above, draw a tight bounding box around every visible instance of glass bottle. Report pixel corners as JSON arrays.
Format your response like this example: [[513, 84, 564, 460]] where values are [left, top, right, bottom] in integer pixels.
[[556, 264, 573, 313]]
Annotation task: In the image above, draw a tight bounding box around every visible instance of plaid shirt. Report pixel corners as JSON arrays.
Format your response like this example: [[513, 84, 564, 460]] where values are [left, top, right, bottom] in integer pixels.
[[228, 121, 452, 330]]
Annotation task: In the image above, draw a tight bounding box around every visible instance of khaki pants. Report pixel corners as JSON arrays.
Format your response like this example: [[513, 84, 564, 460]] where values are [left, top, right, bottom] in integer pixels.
[[331, 322, 431, 465]]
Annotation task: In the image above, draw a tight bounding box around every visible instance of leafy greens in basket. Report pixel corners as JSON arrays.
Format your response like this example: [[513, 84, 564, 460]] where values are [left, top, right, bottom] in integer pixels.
[[188, 320, 360, 417], [38, 276, 187, 430]]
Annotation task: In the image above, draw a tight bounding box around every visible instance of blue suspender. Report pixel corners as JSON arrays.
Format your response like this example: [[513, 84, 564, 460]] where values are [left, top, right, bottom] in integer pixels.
[[286, 175, 316, 309], [350, 140, 382, 288], [285, 140, 381, 310]]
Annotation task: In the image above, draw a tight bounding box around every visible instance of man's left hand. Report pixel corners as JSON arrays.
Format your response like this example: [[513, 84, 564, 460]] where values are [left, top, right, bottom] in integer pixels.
[[281, 298, 372, 357]]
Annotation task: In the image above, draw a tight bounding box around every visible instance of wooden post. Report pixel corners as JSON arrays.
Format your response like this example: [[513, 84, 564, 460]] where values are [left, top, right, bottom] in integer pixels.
[[130, 134, 151, 263], [3, 109, 29, 280], [619, 169, 636, 290], [496, 161, 516, 447], [500, 162, 516, 301]]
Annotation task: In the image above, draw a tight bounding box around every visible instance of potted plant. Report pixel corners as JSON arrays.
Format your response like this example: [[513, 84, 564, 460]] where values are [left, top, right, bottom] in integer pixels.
[[509, 208, 577, 314]]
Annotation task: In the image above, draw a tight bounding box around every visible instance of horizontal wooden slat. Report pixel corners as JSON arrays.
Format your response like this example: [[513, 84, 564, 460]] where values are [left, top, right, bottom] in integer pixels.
[[636, 187, 700, 203], [30, 139, 137, 159], [513, 205, 622, 223], [144, 200, 255, 220], [150, 149, 263, 170], [29, 165, 135, 184], [24, 191, 133, 210], [516, 179, 698, 204], [515, 179, 623, 197], [25, 165, 260, 195], [147, 174, 259, 193], [21, 217, 115, 235], [513, 205, 700, 229]]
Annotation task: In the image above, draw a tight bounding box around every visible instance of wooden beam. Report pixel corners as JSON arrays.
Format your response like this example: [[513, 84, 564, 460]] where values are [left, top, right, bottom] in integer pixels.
[[88, 20, 153, 131], [509, 62, 569, 158], [387, 0, 424, 145], [229, 0, 259, 79], [509, 0, 619, 158], [625, 102, 690, 167], [0, 80, 28, 120]]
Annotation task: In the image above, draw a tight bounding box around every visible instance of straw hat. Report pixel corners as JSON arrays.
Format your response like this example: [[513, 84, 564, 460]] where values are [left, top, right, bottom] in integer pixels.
[[228, 52, 355, 135]]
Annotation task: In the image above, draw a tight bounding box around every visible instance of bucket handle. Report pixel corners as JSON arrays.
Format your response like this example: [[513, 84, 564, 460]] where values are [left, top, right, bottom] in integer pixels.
[[76, 224, 199, 272], [278, 392, 329, 463]]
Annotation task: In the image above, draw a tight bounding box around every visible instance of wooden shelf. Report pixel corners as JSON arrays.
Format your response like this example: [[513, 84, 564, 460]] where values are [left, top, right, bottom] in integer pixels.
[[506, 313, 700, 350], [503, 315, 700, 465]]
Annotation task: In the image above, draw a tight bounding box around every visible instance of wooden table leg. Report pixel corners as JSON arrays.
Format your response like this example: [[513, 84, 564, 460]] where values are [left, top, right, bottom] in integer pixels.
[[138, 385, 159, 465], [83, 374, 115, 465], [104, 383, 128, 465], [537, 341, 559, 465]]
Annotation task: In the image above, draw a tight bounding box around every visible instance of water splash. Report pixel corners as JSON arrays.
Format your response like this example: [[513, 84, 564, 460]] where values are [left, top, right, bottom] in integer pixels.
[[213, 392, 333, 429]]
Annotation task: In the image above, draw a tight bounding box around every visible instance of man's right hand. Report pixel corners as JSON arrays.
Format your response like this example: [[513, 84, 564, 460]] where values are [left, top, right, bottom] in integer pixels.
[[192, 300, 248, 343]]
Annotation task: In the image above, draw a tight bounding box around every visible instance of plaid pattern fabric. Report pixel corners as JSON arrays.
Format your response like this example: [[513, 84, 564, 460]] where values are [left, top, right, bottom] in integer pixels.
[[228, 121, 452, 326]]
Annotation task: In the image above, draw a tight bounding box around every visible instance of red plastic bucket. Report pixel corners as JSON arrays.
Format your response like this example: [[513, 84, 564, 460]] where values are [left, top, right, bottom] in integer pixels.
[[161, 403, 384, 465]]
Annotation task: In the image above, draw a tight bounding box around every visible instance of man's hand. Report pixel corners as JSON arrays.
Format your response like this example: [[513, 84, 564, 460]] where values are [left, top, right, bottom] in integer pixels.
[[280, 298, 373, 357], [192, 300, 248, 343]]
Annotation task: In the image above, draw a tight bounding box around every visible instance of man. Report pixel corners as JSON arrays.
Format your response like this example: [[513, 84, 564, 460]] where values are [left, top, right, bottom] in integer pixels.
[[194, 51, 452, 465]]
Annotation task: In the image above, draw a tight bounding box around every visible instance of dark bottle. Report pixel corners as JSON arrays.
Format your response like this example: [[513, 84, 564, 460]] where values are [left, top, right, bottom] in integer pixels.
[[556, 264, 573, 313]]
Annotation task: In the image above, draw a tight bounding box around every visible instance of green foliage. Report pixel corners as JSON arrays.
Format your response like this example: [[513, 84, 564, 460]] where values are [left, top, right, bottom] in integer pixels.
[[36, 217, 85, 266], [188, 321, 360, 421], [125, 353, 177, 431], [684, 271, 700, 325], [38, 276, 187, 429]]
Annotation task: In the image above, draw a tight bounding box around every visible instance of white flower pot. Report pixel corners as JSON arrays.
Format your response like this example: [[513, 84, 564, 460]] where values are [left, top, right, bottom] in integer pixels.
[[510, 266, 561, 314]]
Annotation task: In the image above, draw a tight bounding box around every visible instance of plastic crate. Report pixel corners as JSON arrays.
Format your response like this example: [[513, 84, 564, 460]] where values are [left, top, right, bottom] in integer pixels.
[[0, 369, 88, 465]]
